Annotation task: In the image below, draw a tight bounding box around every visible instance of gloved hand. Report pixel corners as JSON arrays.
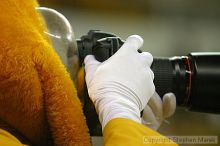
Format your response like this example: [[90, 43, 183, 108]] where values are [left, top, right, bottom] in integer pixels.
[[142, 92, 176, 130], [84, 35, 155, 129]]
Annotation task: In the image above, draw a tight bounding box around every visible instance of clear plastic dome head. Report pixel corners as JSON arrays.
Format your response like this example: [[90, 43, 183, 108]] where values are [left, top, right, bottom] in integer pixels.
[[36, 7, 79, 82]]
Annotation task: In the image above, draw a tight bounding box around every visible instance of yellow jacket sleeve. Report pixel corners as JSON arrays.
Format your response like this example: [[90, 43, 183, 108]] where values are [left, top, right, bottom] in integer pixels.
[[0, 129, 25, 146], [103, 118, 178, 146]]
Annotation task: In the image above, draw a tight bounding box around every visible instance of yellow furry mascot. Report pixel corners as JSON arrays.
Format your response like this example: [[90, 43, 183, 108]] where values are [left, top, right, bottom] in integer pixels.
[[0, 0, 90, 146]]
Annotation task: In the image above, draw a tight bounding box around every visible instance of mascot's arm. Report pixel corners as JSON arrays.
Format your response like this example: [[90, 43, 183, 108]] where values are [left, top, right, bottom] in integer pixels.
[[103, 118, 178, 146], [32, 32, 91, 146]]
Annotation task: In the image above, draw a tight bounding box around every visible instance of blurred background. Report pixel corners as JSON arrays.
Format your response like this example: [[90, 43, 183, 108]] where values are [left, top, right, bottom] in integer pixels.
[[39, 0, 220, 146]]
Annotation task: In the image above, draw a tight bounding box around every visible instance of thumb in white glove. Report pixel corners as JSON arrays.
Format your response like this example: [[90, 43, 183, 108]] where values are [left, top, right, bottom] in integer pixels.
[[84, 35, 155, 129], [142, 92, 176, 130]]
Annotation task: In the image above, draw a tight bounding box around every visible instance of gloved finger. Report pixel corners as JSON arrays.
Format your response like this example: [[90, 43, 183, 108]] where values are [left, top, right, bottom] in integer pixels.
[[139, 52, 154, 80], [84, 55, 101, 84], [162, 92, 176, 118], [117, 35, 143, 54], [147, 92, 163, 121], [142, 105, 162, 130], [139, 52, 153, 67]]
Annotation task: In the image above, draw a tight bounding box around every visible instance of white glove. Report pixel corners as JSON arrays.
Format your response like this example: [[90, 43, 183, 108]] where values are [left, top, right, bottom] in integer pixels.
[[84, 35, 155, 129], [142, 92, 176, 130]]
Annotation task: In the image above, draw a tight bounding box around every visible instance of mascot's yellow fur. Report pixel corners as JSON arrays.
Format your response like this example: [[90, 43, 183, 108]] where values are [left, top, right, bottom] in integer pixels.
[[0, 0, 91, 146]]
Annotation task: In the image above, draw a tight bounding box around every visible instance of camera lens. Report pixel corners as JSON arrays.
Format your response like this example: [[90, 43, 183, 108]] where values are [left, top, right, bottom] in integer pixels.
[[152, 56, 191, 105]]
